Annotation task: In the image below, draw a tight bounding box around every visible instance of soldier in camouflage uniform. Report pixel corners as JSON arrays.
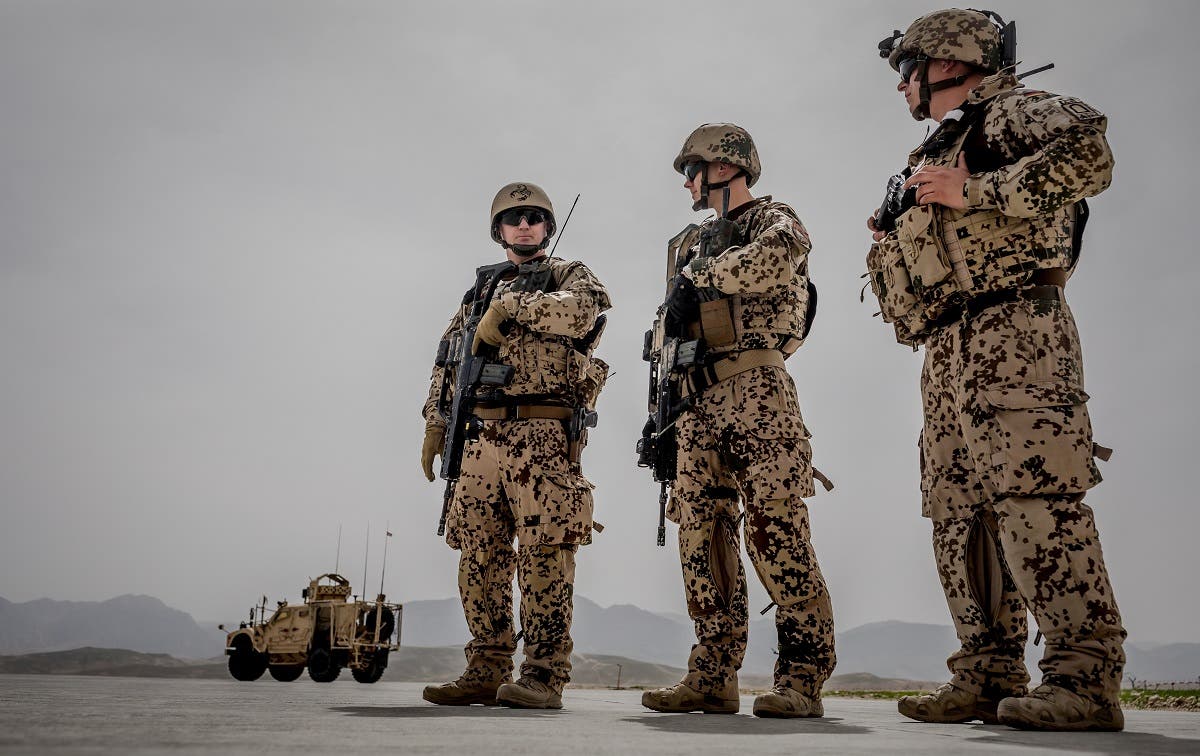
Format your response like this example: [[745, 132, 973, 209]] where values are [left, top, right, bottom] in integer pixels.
[[419, 182, 611, 709], [865, 9, 1126, 731], [641, 124, 835, 718]]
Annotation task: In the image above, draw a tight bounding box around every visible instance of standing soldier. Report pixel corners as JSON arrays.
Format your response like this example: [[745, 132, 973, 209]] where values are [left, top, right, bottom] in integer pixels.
[[866, 9, 1126, 731], [419, 182, 610, 709], [640, 124, 835, 718]]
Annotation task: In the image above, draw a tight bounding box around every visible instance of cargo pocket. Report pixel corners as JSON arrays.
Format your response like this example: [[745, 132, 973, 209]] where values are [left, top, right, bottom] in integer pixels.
[[517, 472, 596, 547], [977, 380, 1102, 498], [734, 367, 806, 441]]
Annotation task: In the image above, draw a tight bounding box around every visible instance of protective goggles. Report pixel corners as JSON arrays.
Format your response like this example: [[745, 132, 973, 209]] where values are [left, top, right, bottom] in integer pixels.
[[898, 55, 926, 83], [498, 208, 548, 227], [681, 161, 705, 182]]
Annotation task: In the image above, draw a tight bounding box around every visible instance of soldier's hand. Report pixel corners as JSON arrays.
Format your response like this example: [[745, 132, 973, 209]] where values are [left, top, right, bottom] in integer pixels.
[[472, 300, 510, 355], [903, 152, 969, 210], [867, 214, 886, 242], [420, 422, 445, 482], [664, 274, 700, 332]]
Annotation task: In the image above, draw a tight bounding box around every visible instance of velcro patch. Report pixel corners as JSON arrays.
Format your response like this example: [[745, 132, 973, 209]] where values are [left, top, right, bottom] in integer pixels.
[[1059, 98, 1104, 122]]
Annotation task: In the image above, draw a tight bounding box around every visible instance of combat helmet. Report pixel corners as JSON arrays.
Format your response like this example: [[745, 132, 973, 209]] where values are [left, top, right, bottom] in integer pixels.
[[490, 182, 556, 255], [878, 8, 1014, 120], [674, 123, 760, 212]]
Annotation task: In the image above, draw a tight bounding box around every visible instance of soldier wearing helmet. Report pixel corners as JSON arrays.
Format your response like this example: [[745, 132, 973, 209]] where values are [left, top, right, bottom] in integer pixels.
[[640, 124, 835, 718], [419, 181, 611, 709], [864, 8, 1126, 731]]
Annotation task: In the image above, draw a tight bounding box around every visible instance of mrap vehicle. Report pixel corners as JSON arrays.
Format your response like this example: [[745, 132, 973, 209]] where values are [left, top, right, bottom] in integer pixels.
[[222, 573, 401, 683]]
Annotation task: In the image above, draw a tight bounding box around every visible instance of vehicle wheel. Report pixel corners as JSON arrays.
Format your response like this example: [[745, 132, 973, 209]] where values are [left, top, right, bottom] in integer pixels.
[[269, 664, 304, 682], [307, 647, 341, 682], [362, 607, 396, 641], [227, 637, 267, 682], [352, 650, 389, 684]]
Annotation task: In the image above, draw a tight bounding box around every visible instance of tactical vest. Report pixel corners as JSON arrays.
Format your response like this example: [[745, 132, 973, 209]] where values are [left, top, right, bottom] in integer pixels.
[[476, 258, 607, 407], [679, 199, 813, 358], [870, 93, 1081, 343]]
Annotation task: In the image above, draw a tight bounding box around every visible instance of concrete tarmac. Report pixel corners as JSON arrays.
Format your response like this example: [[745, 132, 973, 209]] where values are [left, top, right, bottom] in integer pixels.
[[1, 675, 1198, 755]]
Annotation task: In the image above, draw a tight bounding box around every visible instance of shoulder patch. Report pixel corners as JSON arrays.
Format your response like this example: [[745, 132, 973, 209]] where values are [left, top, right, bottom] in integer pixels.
[[1057, 98, 1104, 122]]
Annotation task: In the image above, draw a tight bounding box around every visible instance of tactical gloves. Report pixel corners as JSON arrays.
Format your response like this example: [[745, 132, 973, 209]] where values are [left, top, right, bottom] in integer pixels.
[[663, 274, 700, 335], [420, 422, 446, 482], [472, 300, 510, 355]]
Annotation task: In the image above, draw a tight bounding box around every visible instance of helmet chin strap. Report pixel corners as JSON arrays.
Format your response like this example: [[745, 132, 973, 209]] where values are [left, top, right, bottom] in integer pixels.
[[506, 243, 544, 257], [694, 168, 735, 215], [913, 58, 970, 121]]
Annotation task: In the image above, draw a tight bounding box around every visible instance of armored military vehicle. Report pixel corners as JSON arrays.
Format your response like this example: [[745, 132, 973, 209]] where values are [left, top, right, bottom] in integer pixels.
[[222, 573, 401, 683]]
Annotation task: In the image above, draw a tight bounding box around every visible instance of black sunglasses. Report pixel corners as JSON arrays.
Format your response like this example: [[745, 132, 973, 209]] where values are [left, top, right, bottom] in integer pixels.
[[898, 56, 925, 84], [498, 208, 548, 227], [682, 161, 705, 182]]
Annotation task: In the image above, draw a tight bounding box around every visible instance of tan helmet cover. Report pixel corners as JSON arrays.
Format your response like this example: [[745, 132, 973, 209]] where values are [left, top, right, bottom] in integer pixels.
[[490, 182, 556, 243], [886, 8, 1002, 73], [673, 123, 761, 188]]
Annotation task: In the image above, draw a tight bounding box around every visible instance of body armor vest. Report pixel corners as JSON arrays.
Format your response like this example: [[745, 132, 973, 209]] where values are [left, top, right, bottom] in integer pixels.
[[474, 258, 606, 406], [678, 199, 812, 358], [887, 92, 1079, 330]]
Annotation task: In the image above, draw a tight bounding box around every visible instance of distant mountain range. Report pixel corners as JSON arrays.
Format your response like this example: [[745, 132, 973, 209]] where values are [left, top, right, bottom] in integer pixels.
[[0, 595, 225, 659], [2, 594, 1196, 683]]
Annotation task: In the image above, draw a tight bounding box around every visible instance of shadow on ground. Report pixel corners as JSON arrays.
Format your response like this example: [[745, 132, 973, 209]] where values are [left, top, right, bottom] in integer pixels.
[[622, 713, 871, 736], [333, 705, 560, 719], [968, 724, 1199, 756]]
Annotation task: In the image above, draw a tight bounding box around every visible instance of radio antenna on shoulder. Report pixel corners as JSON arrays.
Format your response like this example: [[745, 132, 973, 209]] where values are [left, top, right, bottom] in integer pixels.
[[548, 194, 580, 259]]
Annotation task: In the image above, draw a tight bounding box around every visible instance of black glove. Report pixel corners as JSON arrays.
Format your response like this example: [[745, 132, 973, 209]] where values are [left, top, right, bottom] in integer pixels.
[[699, 218, 740, 256], [664, 274, 699, 334]]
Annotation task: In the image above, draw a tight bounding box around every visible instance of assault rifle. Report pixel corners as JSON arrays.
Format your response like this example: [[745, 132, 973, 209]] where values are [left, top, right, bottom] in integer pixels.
[[636, 211, 738, 546], [434, 261, 517, 535]]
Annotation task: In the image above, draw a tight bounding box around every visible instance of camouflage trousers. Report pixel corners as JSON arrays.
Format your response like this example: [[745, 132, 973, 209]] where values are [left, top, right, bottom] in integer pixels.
[[670, 365, 835, 697], [444, 418, 594, 691], [920, 292, 1125, 703]]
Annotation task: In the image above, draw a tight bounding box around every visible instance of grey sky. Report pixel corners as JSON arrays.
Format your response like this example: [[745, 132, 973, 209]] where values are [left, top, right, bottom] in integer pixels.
[[1, 0, 1196, 646]]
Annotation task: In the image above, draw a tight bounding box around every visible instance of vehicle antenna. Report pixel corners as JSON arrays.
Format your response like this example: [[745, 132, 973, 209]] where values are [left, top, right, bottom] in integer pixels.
[[379, 522, 392, 598], [547, 194, 580, 259], [334, 522, 342, 573], [361, 523, 370, 593]]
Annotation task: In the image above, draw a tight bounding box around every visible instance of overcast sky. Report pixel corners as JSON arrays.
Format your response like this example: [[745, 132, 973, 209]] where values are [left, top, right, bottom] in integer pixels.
[[2, 0, 1197, 647]]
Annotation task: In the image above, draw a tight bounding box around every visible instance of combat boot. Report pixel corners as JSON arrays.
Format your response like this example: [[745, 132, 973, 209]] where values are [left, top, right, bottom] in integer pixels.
[[753, 686, 824, 718], [496, 674, 563, 710], [898, 682, 1008, 724], [641, 681, 739, 714], [997, 684, 1123, 731], [422, 676, 507, 706]]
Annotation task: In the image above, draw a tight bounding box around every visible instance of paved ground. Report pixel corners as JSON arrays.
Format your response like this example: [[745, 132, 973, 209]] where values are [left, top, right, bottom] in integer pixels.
[[1, 676, 1198, 755]]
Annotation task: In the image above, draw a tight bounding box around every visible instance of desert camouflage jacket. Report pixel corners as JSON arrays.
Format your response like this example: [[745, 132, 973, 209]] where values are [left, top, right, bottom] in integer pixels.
[[423, 256, 611, 426], [682, 196, 814, 355]]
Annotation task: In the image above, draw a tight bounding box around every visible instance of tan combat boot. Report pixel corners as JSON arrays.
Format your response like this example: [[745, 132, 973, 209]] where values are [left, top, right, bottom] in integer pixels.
[[752, 686, 824, 718], [496, 675, 563, 710], [898, 682, 1006, 724], [422, 676, 507, 706], [641, 681, 739, 714], [997, 684, 1124, 731]]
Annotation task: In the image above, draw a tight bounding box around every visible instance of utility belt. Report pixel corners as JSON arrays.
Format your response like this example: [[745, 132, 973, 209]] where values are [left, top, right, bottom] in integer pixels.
[[473, 400, 598, 465], [679, 348, 786, 399], [929, 283, 1064, 331]]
